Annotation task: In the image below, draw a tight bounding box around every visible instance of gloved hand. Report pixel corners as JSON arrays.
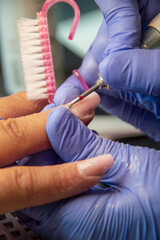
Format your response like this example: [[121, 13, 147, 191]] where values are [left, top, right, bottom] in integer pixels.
[[97, 0, 160, 95], [54, 0, 160, 141], [16, 106, 160, 240]]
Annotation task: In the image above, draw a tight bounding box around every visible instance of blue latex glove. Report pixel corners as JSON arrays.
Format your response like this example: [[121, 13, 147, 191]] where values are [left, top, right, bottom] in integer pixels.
[[16, 107, 160, 240], [97, 0, 160, 95], [54, 0, 160, 141]]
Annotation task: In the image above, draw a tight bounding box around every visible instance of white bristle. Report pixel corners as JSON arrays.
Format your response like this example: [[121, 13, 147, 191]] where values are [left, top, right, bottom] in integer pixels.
[[24, 67, 45, 75], [17, 17, 49, 100], [26, 74, 46, 82]]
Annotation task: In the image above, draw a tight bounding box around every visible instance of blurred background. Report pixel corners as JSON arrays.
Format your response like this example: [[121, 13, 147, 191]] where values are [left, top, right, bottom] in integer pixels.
[[0, 0, 99, 96], [0, 0, 159, 149]]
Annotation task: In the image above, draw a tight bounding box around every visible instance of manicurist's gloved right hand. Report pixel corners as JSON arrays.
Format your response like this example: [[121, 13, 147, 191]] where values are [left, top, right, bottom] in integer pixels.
[[54, 0, 160, 141], [97, 0, 160, 95], [16, 106, 160, 240]]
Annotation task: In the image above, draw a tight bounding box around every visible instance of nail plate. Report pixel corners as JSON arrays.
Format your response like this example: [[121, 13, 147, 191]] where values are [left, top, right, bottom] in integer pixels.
[[77, 154, 114, 177], [71, 92, 100, 116]]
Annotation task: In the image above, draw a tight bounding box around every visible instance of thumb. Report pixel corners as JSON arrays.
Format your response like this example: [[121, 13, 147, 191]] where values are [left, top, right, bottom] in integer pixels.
[[46, 105, 130, 186], [99, 49, 160, 96], [96, 0, 160, 96], [95, 0, 141, 54], [0, 155, 113, 214], [47, 106, 99, 163], [54, 55, 99, 106], [54, 73, 84, 106]]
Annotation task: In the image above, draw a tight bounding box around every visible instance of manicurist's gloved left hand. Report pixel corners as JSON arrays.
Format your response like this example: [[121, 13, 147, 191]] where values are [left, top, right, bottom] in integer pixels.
[[54, 0, 160, 141], [16, 105, 160, 240], [0, 91, 114, 214]]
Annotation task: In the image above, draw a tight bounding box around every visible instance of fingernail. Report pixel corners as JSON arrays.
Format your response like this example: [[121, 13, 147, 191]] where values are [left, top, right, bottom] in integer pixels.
[[71, 92, 100, 116], [77, 154, 114, 177]]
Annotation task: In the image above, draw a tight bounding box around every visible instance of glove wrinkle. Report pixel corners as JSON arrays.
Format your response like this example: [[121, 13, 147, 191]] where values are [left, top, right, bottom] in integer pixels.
[[16, 105, 160, 239]]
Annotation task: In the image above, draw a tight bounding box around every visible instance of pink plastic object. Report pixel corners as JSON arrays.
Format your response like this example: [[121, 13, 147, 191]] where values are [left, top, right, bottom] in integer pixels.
[[37, 0, 80, 103], [73, 69, 89, 91]]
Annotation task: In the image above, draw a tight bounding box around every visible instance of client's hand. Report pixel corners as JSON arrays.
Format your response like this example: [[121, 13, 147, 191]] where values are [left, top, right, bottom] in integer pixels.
[[0, 91, 113, 214]]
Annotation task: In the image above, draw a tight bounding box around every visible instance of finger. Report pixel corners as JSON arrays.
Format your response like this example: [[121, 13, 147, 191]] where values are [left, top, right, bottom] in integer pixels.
[[139, 1, 160, 27], [95, 0, 160, 97], [0, 91, 48, 120], [46, 101, 156, 166], [17, 149, 62, 167], [0, 109, 51, 167], [46, 104, 160, 189], [16, 147, 160, 239], [47, 106, 107, 163], [71, 92, 100, 126], [0, 154, 113, 213], [95, 0, 141, 54], [54, 66, 98, 107], [99, 49, 160, 96], [54, 23, 107, 107], [54, 19, 109, 107], [95, 0, 145, 94], [99, 92, 160, 141], [0, 92, 100, 166], [54, 74, 84, 106], [100, 86, 160, 118], [46, 105, 130, 186], [45, 91, 100, 126]]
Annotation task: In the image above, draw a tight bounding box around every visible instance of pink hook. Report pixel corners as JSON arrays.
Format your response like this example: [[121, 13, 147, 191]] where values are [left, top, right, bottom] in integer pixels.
[[38, 0, 80, 40]]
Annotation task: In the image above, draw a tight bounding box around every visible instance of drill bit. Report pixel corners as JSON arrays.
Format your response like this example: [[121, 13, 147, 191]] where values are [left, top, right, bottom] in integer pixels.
[[66, 74, 110, 108]]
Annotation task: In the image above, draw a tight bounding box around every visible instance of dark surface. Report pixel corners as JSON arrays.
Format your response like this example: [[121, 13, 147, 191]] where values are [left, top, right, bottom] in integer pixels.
[[116, 136, 160, 150], [0, 213, 46, 240]]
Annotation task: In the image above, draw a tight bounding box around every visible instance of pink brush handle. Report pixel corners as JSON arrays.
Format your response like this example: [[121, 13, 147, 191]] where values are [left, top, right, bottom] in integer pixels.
[[37, 0, 80, 103], [36, 13, 56, 103], [39, 0, 80, 40]]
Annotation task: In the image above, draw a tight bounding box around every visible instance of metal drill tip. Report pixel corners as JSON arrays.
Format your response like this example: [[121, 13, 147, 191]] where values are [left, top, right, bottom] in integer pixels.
[[66, 74, 111, 108]]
